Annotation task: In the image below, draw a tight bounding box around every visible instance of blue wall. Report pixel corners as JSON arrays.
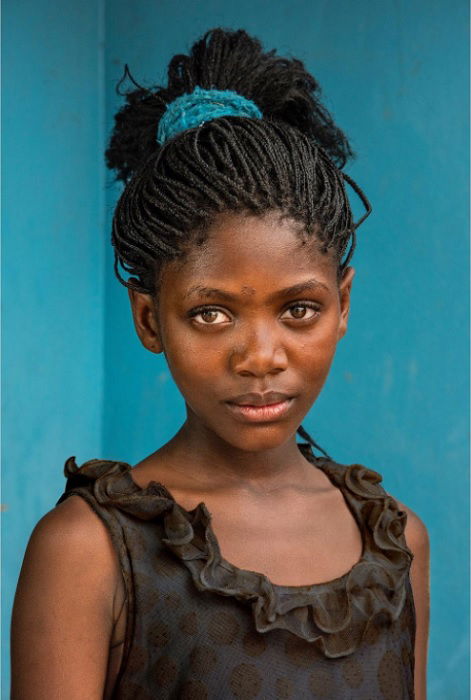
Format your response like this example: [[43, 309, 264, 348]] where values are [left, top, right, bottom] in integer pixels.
[[1, 1, 105, 695], [3, 0, 469, 696]]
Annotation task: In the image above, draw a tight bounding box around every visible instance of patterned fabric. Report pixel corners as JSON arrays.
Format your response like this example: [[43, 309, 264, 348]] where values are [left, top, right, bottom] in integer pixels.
[[156, 86, 263, 145], [56, 444, 416, 699]]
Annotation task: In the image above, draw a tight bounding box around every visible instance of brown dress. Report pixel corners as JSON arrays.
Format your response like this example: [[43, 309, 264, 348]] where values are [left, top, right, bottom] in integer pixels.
[[56, 444, 416, 699]]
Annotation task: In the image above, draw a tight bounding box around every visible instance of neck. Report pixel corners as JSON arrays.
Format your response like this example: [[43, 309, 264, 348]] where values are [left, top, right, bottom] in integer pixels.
[[158, 413, 313, 491]]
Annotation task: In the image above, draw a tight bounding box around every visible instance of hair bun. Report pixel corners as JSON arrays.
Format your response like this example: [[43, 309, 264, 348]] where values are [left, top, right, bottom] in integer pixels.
[[106, 27, 354, 182]]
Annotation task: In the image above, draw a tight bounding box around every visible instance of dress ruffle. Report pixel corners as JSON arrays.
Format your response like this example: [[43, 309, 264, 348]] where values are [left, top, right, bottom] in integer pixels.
[[60, 446, 413, 659]]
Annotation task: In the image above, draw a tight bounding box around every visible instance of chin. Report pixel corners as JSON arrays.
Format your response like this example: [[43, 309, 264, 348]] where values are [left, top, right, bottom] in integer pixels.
[[217, 424, 295, 453]]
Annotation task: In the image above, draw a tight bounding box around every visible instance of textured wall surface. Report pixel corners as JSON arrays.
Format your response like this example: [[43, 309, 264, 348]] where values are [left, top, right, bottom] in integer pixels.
[[2, 1, 105, 695], [3, 0, 469, 696]]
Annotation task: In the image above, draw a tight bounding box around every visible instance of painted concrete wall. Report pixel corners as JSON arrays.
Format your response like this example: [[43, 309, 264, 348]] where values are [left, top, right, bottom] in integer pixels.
[[3, 0, 469, 696], [2, 1, 105, 695]]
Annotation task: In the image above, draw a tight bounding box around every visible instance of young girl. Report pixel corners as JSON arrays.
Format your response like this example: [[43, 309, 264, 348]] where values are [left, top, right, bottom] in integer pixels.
[[11, 27, 429, 700]]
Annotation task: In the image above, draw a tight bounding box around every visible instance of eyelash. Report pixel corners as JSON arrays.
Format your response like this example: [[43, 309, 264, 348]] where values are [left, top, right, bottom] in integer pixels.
[[187, 301, 322, 325]]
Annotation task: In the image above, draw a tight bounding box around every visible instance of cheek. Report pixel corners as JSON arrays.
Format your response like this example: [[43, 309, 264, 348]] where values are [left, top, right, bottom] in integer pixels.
[[290, 331, 340, 406], [297, 343, 337, 389], [294, 315, 340, 364], [161, 324, 226, 394]]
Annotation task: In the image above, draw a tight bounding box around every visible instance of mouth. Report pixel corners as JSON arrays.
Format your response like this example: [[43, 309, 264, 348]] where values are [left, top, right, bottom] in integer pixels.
[[224, 392, 295, 423]]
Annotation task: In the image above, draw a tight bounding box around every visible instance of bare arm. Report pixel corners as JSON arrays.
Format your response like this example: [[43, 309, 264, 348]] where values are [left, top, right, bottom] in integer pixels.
[[396, 499, 431, 700], [11, 494, 122, 699]]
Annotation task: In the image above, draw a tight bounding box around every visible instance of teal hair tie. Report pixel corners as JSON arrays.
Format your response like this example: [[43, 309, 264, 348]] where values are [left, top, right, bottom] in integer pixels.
[[156, 86, 263, 145]]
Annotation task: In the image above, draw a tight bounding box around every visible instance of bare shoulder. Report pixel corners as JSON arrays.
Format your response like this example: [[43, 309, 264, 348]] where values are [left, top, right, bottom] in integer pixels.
[[34, 491, 103, 535], [26, 493, 123, 580], [35, 492, 116, 545], [13, 492, 123, 633], [393, 496, 430, 557], [11, 494, 122, 699], [390, 496, 430, 700]]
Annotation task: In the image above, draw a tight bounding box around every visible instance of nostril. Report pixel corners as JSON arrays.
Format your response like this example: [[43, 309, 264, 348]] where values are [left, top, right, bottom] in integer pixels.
[[229, 342, 288, 377]]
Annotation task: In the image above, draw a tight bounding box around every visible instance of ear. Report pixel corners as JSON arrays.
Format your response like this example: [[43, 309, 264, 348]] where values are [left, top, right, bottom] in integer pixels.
[[337, 266, 355, 341], [127, 279, 163, 354]]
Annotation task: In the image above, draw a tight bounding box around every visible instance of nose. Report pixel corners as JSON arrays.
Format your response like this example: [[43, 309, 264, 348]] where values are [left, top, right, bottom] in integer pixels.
[[229, 321, 288, 378]]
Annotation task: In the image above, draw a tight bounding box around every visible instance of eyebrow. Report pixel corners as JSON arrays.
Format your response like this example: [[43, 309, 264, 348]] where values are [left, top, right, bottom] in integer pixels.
[[184, 278, 330, 302]]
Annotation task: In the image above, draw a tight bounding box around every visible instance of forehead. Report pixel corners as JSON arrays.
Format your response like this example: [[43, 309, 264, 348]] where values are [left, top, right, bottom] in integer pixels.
[[161, 211, 338, 293]]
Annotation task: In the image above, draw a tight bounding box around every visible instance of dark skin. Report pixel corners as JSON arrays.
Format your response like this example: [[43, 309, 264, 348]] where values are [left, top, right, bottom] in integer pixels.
[[127, 209, 362, 588], [10, 209, 429, 699]]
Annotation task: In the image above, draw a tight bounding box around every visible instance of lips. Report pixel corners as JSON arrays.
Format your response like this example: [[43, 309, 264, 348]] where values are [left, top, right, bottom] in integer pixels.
[[225, 398, 294, 423], [224, 392, 295, 423], [226, 391, 293, 407]]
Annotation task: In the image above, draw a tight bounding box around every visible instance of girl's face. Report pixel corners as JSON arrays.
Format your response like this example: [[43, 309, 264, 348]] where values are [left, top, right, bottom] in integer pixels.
[[129, 210, 354, 453]]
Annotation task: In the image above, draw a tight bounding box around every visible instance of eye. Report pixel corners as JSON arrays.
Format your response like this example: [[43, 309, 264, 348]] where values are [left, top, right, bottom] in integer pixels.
[[189, 307, 232, 325], [281, 302, 321, 321]]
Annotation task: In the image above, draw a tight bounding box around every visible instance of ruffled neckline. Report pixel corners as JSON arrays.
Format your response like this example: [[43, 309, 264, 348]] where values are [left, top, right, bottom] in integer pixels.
[[59, 444, 413, 659]]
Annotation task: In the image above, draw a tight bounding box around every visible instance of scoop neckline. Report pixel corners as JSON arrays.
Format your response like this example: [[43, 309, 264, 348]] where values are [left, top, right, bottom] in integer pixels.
[[124, 445, 367, 593], [61, 450, 412, 656]]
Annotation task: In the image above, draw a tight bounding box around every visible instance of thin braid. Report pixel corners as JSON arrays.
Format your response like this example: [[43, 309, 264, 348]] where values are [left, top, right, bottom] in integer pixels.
[[296, 426, 331, 460]]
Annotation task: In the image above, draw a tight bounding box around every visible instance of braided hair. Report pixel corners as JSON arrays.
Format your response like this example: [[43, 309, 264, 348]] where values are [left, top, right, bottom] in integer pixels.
[[105, 27, 372, 459]]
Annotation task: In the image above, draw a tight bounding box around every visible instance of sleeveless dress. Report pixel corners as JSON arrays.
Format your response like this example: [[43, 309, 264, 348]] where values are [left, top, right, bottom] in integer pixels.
[[56, 444, 416, 699]]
